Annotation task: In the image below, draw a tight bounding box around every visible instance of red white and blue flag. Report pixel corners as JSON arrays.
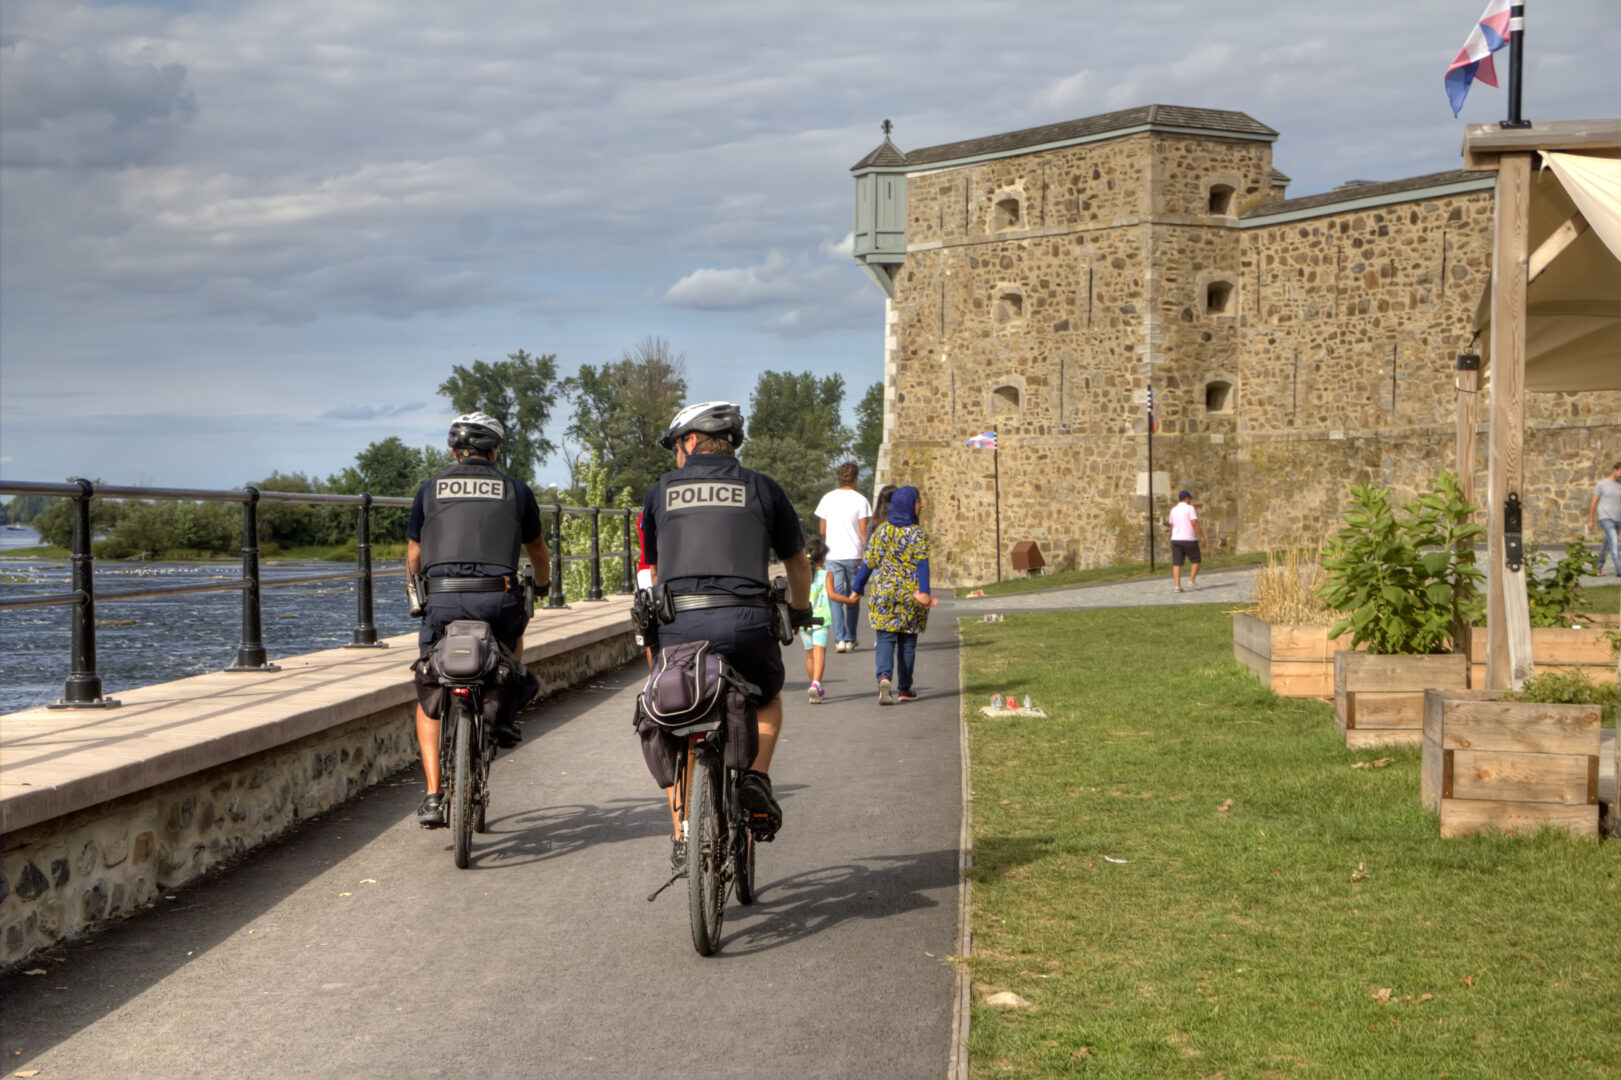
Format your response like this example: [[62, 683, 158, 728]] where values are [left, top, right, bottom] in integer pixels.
[[966, 431, 997, 450], [1146, 387, 1157, 434], [1445, 0, 1514, 117]]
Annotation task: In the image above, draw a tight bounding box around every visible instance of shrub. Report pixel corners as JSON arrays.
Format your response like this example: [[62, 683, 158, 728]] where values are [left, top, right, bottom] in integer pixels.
[[1525, 543, 1600, 628], [1507, 668, 1619, 726], [1319, 471, 1483, 654]]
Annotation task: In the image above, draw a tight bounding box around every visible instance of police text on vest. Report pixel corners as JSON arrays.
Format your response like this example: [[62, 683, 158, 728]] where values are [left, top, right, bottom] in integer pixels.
[[436, 478, 505, 499], [665, 481, 748, 510]]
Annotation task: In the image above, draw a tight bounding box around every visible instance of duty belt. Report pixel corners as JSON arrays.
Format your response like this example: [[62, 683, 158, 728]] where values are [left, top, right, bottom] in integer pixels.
[[427, 576, 511, 594], [670, 594, 771, 612]]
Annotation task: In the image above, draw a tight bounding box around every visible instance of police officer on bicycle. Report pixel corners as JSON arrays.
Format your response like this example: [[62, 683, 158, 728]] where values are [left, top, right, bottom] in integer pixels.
[[640, 401, 813, 840], [407, 412, 551, 827]]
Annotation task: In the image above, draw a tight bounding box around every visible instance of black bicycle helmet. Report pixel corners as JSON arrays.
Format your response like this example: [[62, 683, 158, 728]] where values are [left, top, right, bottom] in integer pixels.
[[448, 411, 505, 453], [660, 400, 745, 450]]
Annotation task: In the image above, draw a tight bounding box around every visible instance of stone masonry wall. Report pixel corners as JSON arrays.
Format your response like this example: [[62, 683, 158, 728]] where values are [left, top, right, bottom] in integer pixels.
[[880, 127, 1621, 586], [1, 629, 637, 967]]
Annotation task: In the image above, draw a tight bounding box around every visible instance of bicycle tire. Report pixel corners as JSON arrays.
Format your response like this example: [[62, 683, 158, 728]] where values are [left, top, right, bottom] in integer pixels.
[[735, 823, 756, 906], [686, 752, 725, 955], [450, 699, 474, 869]]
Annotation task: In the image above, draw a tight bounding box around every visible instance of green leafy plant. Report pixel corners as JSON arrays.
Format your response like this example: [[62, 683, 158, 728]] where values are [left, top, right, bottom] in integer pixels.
[[1524, 542, 1599, 627], [1506, 668, 1619, 725], [1319, 471, 1484, 654]]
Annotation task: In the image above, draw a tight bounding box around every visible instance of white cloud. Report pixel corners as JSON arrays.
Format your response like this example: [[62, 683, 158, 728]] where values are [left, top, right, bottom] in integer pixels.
[[1036, 71, 1091, 113], [819, 232, 854, 258], [665, 251, 817, 310]]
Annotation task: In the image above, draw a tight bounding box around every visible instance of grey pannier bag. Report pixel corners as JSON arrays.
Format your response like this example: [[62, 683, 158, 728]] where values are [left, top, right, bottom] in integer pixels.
[[631, 640, 760, 787], [430, 619, 501, 681]]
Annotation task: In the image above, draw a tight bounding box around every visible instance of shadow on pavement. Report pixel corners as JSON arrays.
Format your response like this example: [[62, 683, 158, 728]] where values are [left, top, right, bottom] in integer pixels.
[[718, 847, 959, 956], [0, 670, 632, 1063]]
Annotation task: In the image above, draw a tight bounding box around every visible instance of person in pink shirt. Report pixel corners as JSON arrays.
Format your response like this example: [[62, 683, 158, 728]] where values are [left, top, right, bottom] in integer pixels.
[[1168, 490, 1206, 593]]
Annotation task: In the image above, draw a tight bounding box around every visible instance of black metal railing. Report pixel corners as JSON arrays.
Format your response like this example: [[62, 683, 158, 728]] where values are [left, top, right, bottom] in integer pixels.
[[0, 479, 636, 709]]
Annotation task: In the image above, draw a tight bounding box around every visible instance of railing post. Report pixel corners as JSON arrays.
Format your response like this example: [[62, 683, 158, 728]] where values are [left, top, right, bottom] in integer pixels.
[[227, 486, 280, 672], [547, 506, 566, 608], [587, 507, 605, 601], [619, 510, 635, 594], [347, 492, 384, 647], [49, 477, 119, 709]]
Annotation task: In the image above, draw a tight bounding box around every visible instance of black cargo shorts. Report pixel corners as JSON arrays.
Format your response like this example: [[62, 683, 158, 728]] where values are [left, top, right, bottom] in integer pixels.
[[657, 606, 784, 705]]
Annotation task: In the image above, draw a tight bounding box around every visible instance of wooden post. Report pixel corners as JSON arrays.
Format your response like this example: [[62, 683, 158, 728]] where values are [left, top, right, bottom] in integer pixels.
[[1485, 152, 1535, 691]]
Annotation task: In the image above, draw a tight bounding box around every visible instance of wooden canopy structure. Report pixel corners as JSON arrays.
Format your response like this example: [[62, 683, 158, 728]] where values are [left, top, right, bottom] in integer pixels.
[[1459, 119, 1621, 689]]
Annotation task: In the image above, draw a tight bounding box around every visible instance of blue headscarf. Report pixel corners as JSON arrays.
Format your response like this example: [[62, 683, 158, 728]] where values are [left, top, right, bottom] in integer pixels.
[[887, 485, 920, 527]]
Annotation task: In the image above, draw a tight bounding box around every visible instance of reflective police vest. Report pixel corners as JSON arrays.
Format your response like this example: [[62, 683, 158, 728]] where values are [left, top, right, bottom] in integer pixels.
[[650, 456, 773, 588], [419, 457, 523, 573]]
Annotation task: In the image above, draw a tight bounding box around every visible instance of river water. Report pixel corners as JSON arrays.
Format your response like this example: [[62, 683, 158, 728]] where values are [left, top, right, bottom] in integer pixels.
[[0, 527, 417, 714]]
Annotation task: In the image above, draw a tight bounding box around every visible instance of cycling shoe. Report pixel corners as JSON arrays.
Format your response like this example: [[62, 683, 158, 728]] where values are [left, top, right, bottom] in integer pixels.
[[737, 770, 783, 841], [491, 722, 522, 749], [417, 792, 446, 828]]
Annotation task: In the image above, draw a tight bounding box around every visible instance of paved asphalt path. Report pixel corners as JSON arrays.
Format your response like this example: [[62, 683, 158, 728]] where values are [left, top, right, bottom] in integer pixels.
[[1, 623, 964, 1079]]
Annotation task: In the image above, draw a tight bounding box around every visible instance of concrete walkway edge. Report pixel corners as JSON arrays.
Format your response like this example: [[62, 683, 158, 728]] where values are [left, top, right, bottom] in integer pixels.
[[949, 623, 973, 1080]]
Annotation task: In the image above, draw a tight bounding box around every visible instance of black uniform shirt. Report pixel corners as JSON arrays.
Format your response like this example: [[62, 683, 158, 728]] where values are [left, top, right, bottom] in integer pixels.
[[640, 453, 804, 599], [407, 467, 544, 579]]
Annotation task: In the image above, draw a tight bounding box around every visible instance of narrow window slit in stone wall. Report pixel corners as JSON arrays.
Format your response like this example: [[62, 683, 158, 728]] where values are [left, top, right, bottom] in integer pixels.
[[994, 385, 1021, 416], [1207, 280, 1233, 315], [1205, 380, 1234, 414], [994, 290, 1024, 326], [1208, 184, 1235, 216]]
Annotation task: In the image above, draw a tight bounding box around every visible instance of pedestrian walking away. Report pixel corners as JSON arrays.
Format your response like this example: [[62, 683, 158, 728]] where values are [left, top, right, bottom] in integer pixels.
[[405, 412, 550, 828], [815, 462, 873, 653], [801, 536, 833, 703], [1588, 461, 1621, 576], [1168, 490, 1205, 593], [634, 400, 814, 854], [853, 485, 937, 704]]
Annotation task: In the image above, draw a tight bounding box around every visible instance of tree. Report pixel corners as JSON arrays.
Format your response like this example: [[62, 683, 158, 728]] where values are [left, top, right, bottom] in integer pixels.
[[563, 336, 687, 505], [740, 371, 851, 530], [852, 380, 885, 491], [438, 349, 560, 485]]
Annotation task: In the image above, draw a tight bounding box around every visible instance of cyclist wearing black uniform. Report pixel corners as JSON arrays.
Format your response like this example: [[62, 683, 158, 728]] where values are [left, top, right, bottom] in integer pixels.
[[407, 412, 551, 827], [640, 401, 812, 840]]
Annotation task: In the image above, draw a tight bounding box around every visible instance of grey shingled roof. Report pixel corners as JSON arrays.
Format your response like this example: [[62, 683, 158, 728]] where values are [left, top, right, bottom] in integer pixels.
[[1269, 167, 1292, 184], [1241, 169, 1494, 219], [851, 137, 908, 170], [851, 105, 1277, 171]]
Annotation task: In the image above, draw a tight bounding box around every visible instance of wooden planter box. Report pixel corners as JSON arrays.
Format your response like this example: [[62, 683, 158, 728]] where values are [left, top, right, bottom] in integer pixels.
[[1462, 625, 1618, 689], [1232, 613, 1349, 697], [1334, 652, 1469, 748], [1422, 689, 1602, 838]]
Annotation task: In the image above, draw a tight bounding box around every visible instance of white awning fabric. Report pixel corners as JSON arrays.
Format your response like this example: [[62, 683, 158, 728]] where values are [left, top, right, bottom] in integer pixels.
[[1478, 150, 1620, 392]]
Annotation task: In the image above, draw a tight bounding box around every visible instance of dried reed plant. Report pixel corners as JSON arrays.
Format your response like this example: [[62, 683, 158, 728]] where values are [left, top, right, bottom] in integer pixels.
[[1247, 545, 1336, 625]]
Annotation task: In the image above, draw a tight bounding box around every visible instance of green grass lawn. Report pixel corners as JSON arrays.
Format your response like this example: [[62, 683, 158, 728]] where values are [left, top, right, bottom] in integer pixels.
[[955, 551, 1271, 598], [959, 606, 1619, 1079]]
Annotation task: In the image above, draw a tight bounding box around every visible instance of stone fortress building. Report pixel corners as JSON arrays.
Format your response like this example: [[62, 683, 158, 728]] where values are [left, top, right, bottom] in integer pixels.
[[851, 105, 1621, 586]]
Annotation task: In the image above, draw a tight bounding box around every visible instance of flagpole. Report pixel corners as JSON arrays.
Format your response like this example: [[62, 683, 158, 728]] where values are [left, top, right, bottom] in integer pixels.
[[1504, 2, 1529, 128], [1147, 413, 1156, 572], [993, 433, 1002, 583]]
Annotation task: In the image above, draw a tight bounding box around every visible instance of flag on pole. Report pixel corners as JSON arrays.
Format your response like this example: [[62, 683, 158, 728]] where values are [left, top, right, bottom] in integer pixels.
[[966, 431, 997, 450], [1445, 0, 1513, 117], [1146, 387, 1157, 434]]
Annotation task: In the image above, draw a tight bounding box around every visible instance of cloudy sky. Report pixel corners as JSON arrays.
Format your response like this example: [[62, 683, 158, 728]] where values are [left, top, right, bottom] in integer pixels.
[[2, 0, 1615, 491]]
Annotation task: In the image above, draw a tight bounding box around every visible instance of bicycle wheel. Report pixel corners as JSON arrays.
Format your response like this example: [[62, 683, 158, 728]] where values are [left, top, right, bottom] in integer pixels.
[[686, 752, 725, 955], [449, 699, 474, 869], [734, 823, 756, 906]]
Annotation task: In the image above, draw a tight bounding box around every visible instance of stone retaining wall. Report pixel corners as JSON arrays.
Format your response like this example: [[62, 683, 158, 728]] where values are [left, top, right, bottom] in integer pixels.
[[1, 628, 636, 967]]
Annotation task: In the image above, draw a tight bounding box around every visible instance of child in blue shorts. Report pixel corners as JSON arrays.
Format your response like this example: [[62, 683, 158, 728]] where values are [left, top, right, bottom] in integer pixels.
[[803, 536, 833, 703]]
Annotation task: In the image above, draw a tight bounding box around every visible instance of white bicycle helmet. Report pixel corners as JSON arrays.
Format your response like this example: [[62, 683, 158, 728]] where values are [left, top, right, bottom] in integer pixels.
[[448, 411, 505, 453], [660, 401, 745, 450]]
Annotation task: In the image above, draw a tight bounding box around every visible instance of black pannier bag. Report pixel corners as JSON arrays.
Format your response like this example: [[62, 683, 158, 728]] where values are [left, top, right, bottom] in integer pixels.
[[411, 620, 539, 728], [632, 640, 759, 788]]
